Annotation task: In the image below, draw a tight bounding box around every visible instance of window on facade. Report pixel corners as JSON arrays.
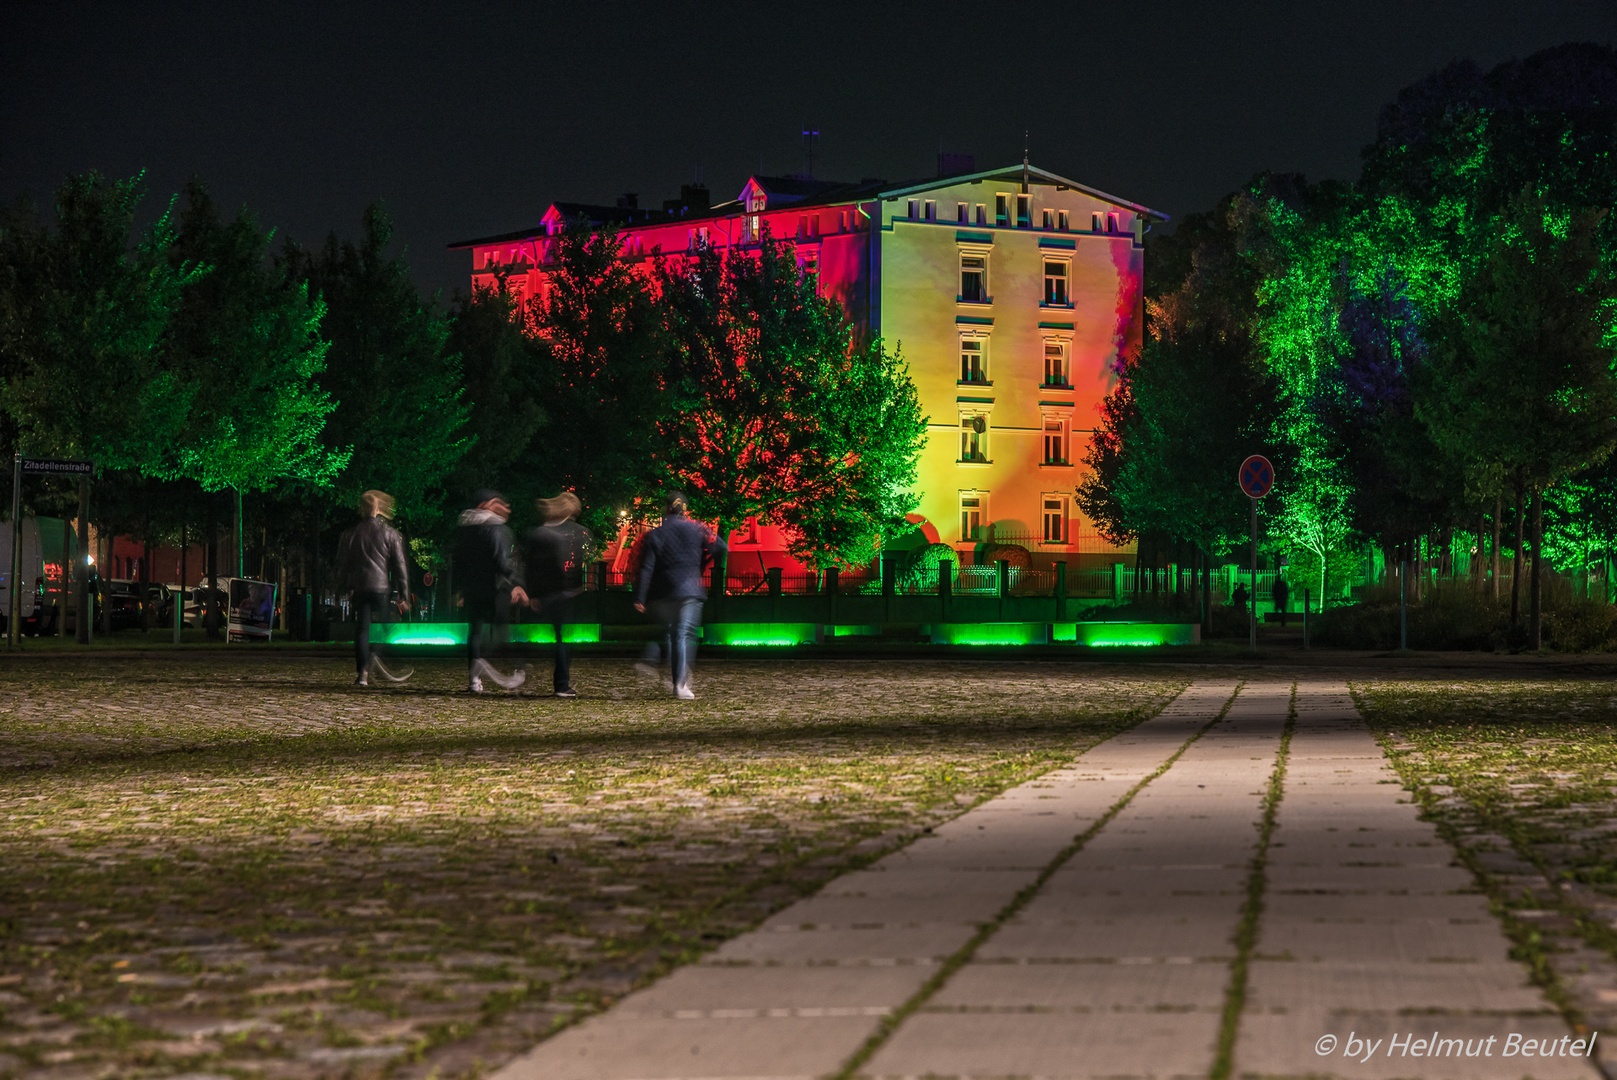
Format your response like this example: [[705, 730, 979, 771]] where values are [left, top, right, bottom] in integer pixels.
[[1043, 261, 1069, 306], [1058, 210, 1070, 231], [960, 495, 984, 541], [995, 195, 1009, 227], [840, 211, 849, 232], [1043, 420, 1066, 465], [960, 339, 986, 383], [1042, 496, 1067, 542], [1042, 209, 1053, 229], [960, 416, 987, 462], [924, 199, 936, 221], [1107, 213, 1118, 233], [1092, 212, 1103, 232], [976, 203, 986, 225], [1017, 194, 1031, 228], [960, 254, 986, 303], [957, 202, 968, 222], [1044, 343, 1067, 386], [907, 199, 919, 219]]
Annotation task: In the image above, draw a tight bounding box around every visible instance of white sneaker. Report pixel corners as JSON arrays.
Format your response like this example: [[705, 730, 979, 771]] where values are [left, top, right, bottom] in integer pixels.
[[675, 683, 695, 700], [370, 656, 412, 683], [469, 673, 485, 693], [354, 672, 369, 688]]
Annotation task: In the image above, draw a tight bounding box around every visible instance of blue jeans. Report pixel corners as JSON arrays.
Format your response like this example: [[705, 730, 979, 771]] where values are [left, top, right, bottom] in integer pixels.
[[652, 598, 703, 689]]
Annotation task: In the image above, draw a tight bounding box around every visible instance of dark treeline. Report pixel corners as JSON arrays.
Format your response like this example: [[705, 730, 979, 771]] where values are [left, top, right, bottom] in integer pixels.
[[1077, 42, 1617, 648], [0, 180, 925, 628]]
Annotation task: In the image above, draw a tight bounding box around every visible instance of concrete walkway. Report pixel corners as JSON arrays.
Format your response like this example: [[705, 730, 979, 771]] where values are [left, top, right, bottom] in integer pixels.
[[492, 679, 1589, 1080], [1237, 680, 1597, 1080]]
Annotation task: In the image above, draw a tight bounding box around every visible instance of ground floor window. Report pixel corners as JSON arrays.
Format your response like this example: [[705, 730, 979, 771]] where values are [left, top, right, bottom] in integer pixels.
[[1042, 495, 1068, 543], [960, 492, 986, 542]]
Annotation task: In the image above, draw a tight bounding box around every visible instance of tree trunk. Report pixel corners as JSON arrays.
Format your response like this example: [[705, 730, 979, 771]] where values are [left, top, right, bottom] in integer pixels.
[[1491, 494, 1503, 601], [1530, 488, 1544, 650], [1475, 510, 1486, 593], [1510, 494, 1524, 625], [206, 497, 221, 641]]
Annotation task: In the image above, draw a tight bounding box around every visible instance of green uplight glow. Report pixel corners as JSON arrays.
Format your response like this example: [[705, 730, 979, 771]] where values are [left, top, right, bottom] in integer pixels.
[[509, 624, 602, 644], [701, 623, 822, 646], [375, 624, 601, 646], [1053, 622, 1199, 646], [930, 623, 1050, 646]]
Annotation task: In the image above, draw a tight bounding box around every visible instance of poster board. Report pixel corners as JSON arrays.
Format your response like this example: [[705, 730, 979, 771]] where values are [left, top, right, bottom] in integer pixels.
[[228, 578, 276, 642]]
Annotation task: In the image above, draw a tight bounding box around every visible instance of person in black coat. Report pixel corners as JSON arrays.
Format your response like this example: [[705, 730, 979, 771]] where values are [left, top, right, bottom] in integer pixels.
[[633, 493, 725, 700], [452, 489, 528, 693], [525, 491, 593, 698], [336, 490, 413, 687]]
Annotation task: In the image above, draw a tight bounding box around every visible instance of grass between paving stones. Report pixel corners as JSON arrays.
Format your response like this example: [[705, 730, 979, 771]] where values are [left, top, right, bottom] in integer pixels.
[[0, 655, 1187, 1080], [832, 680, 1243, 1080], [1352, 677, 1617, 1051], [1209, 682, 1295, 1080]]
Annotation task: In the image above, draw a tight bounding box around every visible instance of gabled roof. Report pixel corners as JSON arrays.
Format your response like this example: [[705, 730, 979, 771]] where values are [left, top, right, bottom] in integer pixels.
[[447, 201, 666, 250], [878, 165, 1170, 221]]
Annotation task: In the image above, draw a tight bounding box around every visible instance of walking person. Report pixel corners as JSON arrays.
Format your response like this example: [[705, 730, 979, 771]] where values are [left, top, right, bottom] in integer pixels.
[[336, 490, 413, 687], [525, 492, 593, 698], [453, 489, 528, 693], [633, 493, 725, 700]]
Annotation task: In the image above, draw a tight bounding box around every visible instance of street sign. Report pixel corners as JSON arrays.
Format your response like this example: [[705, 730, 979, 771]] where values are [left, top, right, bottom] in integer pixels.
[[1238, 455, 1275, 499], [21, 458, 93, 476], [422, 572, 436, 587]]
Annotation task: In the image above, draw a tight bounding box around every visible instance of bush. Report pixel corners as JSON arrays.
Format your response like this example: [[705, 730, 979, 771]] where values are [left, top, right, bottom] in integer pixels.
[[1312, 577, 1617, 652]]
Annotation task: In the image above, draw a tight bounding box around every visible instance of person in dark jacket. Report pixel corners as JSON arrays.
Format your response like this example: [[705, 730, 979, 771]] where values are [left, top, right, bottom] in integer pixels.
[[525, 492, 593, 698], [633, 493, 725, 700], [453, 489, 529, 693], [336, 490, 413, 687]]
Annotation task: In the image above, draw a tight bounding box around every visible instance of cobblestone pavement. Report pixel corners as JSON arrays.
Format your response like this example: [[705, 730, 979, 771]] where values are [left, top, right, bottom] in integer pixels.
[[1355, 677, 1617, 1075], [0, 654, 1186, 1080]]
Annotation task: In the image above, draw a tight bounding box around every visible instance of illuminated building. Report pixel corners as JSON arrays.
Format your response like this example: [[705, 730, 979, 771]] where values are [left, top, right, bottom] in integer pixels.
[[453, 163, 1167, 572]]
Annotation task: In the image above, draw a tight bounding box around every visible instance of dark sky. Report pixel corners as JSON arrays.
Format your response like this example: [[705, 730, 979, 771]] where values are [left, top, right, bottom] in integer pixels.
[[4, 1, 1614, 298]]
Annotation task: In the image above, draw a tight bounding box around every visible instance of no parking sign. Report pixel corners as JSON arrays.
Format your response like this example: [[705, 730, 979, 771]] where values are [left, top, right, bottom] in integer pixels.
[[1238, 455, 1275, 499]]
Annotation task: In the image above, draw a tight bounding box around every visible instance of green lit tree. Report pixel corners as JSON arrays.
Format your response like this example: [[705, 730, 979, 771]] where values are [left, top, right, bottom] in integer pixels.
[[1423, 194, 1617, 646]]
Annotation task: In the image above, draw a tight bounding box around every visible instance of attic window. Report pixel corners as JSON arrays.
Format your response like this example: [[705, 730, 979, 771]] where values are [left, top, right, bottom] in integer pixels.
[[1058, 210, 1070, 231], [907, 199, 920, 219], [957, 202, 968, 223], [1092, 212, 1102, 232]]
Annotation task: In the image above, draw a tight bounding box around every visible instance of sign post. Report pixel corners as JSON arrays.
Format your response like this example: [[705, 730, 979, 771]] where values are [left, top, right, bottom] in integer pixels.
[[1237, 455, 1275, 650]]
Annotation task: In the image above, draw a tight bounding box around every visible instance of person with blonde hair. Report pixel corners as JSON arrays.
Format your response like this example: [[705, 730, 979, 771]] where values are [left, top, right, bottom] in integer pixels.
[[336, 489, 413, 687], [524, 491, 592, 697]]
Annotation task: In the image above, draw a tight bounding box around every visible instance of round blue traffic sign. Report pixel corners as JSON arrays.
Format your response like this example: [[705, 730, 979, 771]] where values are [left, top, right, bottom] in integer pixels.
[[1238, 454, 1275, 498]]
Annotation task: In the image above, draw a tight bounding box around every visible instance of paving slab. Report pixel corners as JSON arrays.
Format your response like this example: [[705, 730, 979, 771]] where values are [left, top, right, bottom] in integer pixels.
[[490, 681, 1240, 1080], [1234, 680, 1599, 1080], [867, 681, 1292, 1079]]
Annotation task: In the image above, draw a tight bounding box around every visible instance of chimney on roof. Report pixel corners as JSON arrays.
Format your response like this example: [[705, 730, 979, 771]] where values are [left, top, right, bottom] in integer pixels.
[[616, 193, 638, 210], [663, 184, 710, 216], [937, 151, 976, 177]]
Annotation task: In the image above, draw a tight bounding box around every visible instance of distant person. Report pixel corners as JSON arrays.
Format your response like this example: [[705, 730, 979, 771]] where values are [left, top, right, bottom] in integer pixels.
[[454, 489, 528, 693], [1272, 576, 1290, 626], [336, 490, 413, 687], [525, 492, 593, 698], [633, 493, 725, 700], [1232, 581, 1250, 614]]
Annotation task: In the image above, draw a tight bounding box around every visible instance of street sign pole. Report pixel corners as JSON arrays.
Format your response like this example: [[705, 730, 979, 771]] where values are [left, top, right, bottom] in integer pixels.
[[1250, 497, 1258, 650], [8, 453, 20, 651], [1237, 454, 1275, 653]]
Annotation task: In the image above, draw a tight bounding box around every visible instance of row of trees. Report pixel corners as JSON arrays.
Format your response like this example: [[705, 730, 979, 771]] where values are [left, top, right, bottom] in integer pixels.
[[0, 175, 925, 627], [1078, 43, 1617, 647]]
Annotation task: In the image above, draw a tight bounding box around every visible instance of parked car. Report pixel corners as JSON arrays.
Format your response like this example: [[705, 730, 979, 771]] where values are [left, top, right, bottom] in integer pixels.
[[174, 584, 229, 628], [103, 580, 175, 630]]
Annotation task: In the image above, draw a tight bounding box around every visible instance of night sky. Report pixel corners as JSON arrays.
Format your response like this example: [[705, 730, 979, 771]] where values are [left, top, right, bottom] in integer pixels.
[[4, 1, 1614, 298]]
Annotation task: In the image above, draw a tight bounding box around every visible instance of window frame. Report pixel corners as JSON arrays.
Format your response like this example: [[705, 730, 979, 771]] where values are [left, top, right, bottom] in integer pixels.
[[995, 194, 1009, 227], [958, 247, 990, 305], [958, 410, 990, 463], [1041, 493, 1069, 544], [1042, 258, 1070, 307], [959, 491, 987, 543], [958, 333, 989, 385]]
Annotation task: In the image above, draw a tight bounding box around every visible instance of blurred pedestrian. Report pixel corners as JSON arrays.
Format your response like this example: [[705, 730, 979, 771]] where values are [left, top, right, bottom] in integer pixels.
[[633, 493, 725, 700], [336, 489, 413, 687], [1272, 576, 1290, 627], [1232, 581, 1250, 614], [453, 489, 528, 693], [525, 492, 593, 698]]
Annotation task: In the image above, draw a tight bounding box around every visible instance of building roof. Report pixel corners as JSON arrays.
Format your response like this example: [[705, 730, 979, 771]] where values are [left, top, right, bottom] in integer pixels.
[[447, 164, 1167, 249]]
